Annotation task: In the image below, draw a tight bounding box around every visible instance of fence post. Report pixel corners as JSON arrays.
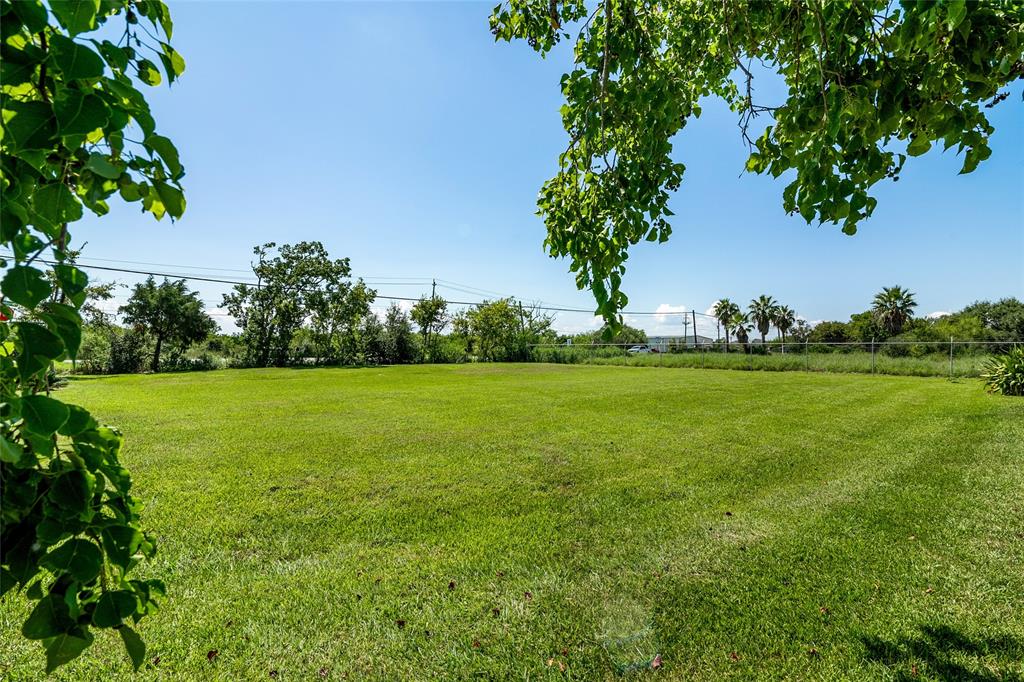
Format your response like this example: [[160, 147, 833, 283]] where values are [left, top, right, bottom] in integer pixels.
[[805, 339, 809, 371], [949, 336, 954, 379], [871, 337, 875, 374], [701, 342, 705, 369]]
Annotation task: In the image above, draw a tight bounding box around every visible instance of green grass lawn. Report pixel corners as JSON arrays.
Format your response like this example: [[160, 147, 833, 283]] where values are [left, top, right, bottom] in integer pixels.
[[2, 365, 1022, 680]]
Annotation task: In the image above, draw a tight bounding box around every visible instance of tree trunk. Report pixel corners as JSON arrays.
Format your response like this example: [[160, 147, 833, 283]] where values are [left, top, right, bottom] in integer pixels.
[[152, 334, 163, 373], [724, 330, 730, 353], [781, 330, 786, 354]]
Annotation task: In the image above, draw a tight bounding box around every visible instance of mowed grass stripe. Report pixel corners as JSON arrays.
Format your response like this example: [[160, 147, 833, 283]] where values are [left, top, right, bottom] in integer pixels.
[[1, 365, 1020, 680]]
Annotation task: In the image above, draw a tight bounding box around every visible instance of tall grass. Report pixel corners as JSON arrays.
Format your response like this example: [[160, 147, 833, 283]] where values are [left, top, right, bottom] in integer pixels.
[[531, 346, 993, 378]]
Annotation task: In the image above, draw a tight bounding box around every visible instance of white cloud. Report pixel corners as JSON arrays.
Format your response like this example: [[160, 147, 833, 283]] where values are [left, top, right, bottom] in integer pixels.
[[653, 303, 688, 323], [704, 301, 720, 317], [926, 311, 951, 319]]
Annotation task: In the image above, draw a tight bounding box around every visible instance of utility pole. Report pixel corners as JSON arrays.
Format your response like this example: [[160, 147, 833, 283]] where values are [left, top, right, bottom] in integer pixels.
[[431, 278, 436, 299], [682, 316, 690, 347], [692, 310, 698, 347]]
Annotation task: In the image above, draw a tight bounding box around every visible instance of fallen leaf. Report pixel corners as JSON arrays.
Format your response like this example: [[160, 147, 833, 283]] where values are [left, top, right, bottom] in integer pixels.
[[560, 648, 568, 656], [650, 653, 663, 669], [524, 591, 533, 601], [319, 667, 329, 678], [396, 619, 406, 629], [819, 606, 830, 615], [547, 658, 555, 667], [472, 639, 481, 649], [924, 587, 934, 594], [151, 656, 161, 666], [808, 647, 819, 657], [448, 580, 456, 591], [911, 663, 918, 676], [269, 671, 278, 679], [492, 608, 500, 617], [729, 651, 740, 661], [558, 661, 566, 672], [207, 650, 219, 663], [496, 571, 505, 578]]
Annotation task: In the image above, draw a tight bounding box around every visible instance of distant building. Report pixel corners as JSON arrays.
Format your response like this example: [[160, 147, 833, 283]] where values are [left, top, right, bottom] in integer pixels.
[[648, 335, 715, 352]]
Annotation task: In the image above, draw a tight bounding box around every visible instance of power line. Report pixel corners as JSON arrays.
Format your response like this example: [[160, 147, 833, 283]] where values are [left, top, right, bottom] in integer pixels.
[[5, 254, 717, 318]]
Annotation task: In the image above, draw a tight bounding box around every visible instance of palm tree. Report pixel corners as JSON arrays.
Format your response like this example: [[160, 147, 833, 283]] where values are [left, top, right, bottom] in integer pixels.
[[713, 299, 740, 352], [772, 305, 796, 353], [729, 311, 752, 352], [749, 295, 778, 347], [872, 286, 917, 336]]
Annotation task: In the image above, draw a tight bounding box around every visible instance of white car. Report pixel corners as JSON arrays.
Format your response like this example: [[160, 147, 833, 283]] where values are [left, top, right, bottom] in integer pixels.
[[627, 345, 653, 354]]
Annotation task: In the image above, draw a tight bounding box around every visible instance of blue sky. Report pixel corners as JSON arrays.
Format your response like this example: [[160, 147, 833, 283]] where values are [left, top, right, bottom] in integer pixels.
[[77, 1, 1023, 336]]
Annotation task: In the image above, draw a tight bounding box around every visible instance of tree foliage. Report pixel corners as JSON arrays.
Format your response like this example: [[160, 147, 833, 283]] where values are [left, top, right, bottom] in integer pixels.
[[573, 322, 647, 345], [120, 276, 215, 372], [222, 242, 374, 367], [454, 298, 555, 361], [749, 294, 778, 344], [410, 295, 449, 360], [1, 0, 184, 671], [712, 299, 740, 350], [872, 285, 917, 336], [491, 0, 1023, 323]]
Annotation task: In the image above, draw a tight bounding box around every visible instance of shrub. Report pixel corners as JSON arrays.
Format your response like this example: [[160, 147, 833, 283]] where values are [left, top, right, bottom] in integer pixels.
[[109, 328, 150, 374], [160, 352, 221, 373], [981, 346, 1024, 396]]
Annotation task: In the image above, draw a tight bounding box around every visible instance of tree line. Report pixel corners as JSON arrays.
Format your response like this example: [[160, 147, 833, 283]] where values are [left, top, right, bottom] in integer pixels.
[[72, 258, 1022, 375], [72, 241, 568, 373]]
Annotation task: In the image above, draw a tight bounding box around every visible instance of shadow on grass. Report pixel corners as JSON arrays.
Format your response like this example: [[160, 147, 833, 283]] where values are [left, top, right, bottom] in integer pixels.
[[862, 624, 1023, 681]]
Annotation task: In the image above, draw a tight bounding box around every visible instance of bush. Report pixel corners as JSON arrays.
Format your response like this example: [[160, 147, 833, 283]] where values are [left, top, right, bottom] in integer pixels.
[[109, 328, 149, 373], [982, 346, 1024, 396], [160, 352, 221, 373], [76, 326, 114, 374]]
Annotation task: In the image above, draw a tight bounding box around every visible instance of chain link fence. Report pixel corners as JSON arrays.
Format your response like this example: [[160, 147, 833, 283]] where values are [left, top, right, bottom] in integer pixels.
[[529, 340, 1020, 379]]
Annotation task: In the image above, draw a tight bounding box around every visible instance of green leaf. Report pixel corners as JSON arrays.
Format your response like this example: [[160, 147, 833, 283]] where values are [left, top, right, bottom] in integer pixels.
[[48, 0, 100, 36], [32, 183, 83, 232], [1, 265, 52, 309], [85, 152, 124, 179], [10, 0, 49, 33], [136, 58, 162, 86], [15, 322, 65, 381], [0, 436, 24, 464], [48, 469, 96, 514], [40, 303, 83, 359], [144, 134, 183, 178], [158, 42, 186, 83], [1, 100, 57, 152], [40, 539, 102, 583], [53, 264, 89, 307], [59, 404, 96, 436], [49, 35, 105, 80], [44, 629, 94, 673], [94, 40, 129, 72], [119, 625, 146, 671], [92, 591, 139, 628], [54, 91, 109, 137], [906, 135, 932, 157], [20, 395, 71, 437], [22, 595, 74, 640], [153, 180, 185, 219], [100, 525, 143, 566], [947, 0, 966, 29]]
